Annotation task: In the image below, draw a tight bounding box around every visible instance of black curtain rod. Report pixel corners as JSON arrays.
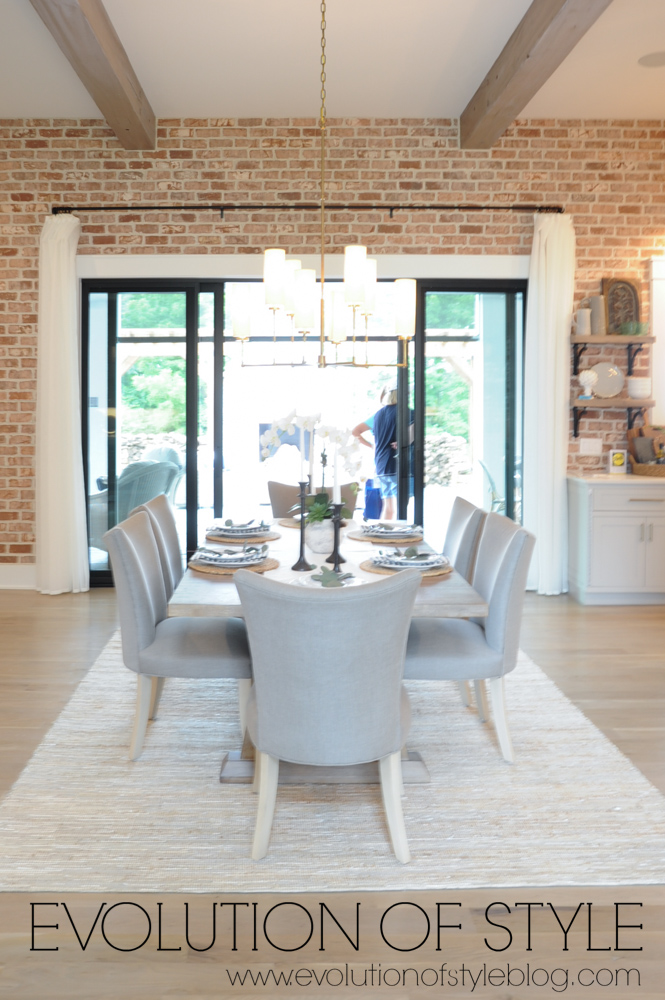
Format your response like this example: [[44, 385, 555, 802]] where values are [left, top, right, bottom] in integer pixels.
[[52, 202, 564, 217]]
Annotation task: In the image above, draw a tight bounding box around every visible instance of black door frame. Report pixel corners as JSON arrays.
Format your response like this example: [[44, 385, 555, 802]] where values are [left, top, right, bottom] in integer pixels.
[[407, 278, 527, 526], [81, 278, 224, 584]]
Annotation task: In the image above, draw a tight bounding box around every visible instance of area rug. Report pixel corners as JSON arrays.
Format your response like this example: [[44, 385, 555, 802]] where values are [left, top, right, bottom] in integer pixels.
[[0, 636, 664, 892]]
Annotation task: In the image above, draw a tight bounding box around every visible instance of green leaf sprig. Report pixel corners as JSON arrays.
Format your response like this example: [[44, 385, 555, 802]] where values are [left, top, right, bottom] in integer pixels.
[[310, 565, 355, 587]]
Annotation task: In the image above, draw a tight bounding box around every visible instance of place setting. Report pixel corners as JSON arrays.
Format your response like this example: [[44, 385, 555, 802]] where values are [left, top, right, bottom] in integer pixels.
[[360, 545, 452, 578], [188, 539, 279, 576], [204, 518, 281, 544], [346, 521, 425, 545]]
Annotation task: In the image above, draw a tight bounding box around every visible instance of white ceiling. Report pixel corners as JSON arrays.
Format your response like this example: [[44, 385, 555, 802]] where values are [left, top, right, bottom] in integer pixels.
[[2, 0, 665, 122]]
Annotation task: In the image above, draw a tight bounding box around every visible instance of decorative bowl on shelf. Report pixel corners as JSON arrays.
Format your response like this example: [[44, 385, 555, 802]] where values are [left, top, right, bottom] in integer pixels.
[[619, 321, 649, 336], [626, 376, 652, 400]]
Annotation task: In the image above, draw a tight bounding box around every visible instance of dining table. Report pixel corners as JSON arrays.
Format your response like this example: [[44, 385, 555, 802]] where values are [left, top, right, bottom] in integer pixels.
[[169, 520, 489, 621], [168, 518, 489, 786]]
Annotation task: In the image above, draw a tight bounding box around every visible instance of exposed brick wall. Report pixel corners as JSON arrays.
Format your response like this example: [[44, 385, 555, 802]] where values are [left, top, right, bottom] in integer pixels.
[[1, 116, 665, 564]]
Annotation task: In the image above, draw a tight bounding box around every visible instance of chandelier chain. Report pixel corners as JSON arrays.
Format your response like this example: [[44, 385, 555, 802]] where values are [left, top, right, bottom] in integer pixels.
[[320, 0, 327, 129], [319, 0, 327, 362]]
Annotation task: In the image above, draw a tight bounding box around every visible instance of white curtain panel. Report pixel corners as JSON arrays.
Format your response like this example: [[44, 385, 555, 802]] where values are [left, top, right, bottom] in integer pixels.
[[523, 213, 576, 594], [36, 214, 89, 594]]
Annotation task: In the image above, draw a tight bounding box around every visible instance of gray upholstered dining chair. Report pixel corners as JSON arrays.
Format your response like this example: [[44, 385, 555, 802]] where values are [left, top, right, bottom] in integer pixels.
[[267, 481, 299, 517], [405, 513, 535, 763], [131, 492, 183, 601], [105, 511, 252, 760], [268, 481, 358, 518], [442, 497, 487, 710], [235, 568, 421, 863], [443, 496, 486, 583]]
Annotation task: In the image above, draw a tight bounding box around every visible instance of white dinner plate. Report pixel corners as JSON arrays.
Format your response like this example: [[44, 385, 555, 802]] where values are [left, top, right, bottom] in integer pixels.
[[361, 523, 423, 538], [373, 553, 449, 571], [590, 362, 625, 398], [206, 525, 270, 538], [191, 547, 267, 568]]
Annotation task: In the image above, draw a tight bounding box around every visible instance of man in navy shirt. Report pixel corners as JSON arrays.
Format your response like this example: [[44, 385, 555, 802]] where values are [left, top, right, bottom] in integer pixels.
[[352, 386, 409, 520]]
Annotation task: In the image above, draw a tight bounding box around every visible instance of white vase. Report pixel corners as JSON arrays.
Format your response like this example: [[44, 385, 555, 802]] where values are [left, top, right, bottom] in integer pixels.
[[305, 520, 334, 554]]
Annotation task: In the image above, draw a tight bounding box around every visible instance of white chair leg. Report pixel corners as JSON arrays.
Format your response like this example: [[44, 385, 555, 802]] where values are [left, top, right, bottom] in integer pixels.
[[457, 680, 470, 707], [129, 674, 152, 761], [488, 677, 514, 763], [379, 751, 411, 864], [238, 678, 252, 736], [252, 753, 279, 860], [252, 747, 261, 793], [474, 679, 489, 723], [399, 745, 409, 795], [149, 677, 165, 720]]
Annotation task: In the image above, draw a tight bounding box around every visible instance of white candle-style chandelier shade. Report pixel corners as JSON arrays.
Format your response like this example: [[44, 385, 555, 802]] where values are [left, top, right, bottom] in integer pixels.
[[394, 278, 417, 340], [343, 245, 367, 307], [294, 268, 316, 331], [263, 248, 286, 309]]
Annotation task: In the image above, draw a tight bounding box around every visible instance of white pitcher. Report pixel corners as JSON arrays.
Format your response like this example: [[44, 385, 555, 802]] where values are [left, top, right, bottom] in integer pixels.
[[573, 308, 592, 337], [581, 296, 606, 336]]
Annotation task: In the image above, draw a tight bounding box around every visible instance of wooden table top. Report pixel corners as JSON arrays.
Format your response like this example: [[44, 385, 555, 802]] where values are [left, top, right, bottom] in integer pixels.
[[169, 521, 488, 620]]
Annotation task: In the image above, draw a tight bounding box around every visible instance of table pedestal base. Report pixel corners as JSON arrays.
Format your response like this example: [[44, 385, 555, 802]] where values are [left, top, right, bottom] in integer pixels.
[[219, 749, 430, 784]]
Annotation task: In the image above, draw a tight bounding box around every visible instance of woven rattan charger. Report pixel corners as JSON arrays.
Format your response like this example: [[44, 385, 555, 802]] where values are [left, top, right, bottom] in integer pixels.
[[346, 529, 423, 546], [188, 557, 279, 576]]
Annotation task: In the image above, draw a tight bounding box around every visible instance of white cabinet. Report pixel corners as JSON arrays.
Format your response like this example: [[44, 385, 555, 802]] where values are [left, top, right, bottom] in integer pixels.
[[568, 476, 665, 604]]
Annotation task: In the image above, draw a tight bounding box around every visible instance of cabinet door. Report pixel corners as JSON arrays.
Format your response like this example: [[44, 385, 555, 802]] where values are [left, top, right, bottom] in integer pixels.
[[589, 514, 645, 590], [644, 517, 665, 590]]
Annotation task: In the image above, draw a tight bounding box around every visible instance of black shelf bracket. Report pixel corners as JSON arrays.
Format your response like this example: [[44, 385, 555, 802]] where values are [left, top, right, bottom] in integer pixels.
[[627, 406, 646, 431], [572, 343, 588, 375], [573, 404, 647, 438], [626, 342, 643, 375]]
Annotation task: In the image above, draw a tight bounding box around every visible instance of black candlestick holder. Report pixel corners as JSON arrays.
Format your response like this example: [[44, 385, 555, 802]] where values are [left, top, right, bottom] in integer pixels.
[[326, 502, 346, 572], [291, 481, 314, 572]]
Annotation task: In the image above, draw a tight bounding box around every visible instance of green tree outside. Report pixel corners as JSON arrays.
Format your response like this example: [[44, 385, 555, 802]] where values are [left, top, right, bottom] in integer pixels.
[[425, 291, 475, 331]]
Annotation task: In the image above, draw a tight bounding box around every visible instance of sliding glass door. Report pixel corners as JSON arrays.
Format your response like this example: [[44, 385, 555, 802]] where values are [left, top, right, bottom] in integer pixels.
[[411, 280, 525, 549], [82, 276, 525, 582], [82, 280, 221, 584]]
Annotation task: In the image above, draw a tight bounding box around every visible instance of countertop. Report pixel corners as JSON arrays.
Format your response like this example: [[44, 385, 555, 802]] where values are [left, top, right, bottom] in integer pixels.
[[568, 473, 665, 484]]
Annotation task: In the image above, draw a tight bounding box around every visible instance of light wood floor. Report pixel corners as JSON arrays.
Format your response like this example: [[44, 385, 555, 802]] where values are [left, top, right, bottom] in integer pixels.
[[0, 589, 663, 998]]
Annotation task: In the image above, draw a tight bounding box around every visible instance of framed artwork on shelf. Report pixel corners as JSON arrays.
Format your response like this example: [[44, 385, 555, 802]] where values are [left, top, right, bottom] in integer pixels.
[[601, 278, 641, 333]]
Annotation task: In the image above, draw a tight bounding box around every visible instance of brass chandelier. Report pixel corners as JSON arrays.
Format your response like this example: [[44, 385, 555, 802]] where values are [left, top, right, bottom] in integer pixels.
[[232, 0, 415, 368]]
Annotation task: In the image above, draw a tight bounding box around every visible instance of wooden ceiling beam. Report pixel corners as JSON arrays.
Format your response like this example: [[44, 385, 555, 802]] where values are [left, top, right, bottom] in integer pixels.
[[460, 0, 614, 149], [28, 0, 156, 149]]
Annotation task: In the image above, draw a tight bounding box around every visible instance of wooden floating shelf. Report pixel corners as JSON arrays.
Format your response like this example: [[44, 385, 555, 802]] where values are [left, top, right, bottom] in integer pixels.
[[571, 335, 655, 345], [571, 397, 654, 408], [571, 398, 654, 437]]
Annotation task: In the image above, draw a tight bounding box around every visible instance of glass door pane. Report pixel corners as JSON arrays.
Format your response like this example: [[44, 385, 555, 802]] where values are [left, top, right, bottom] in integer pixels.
[[86, 292, 110, 570], [115, 292, 187, 539], [198, 291, 215, 541], [85, 289, 190, 576], [422, 290, 523, 549], [221, 281, 405, 522]]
